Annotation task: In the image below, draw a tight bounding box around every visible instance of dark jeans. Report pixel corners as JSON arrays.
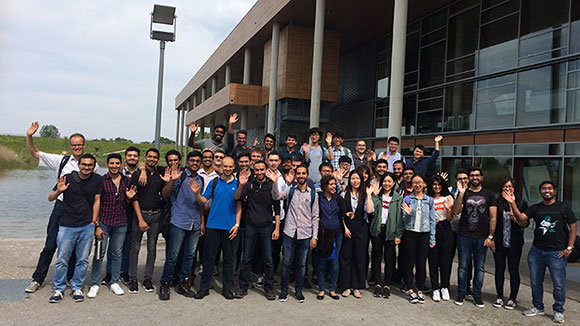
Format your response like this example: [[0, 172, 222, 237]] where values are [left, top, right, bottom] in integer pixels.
[[457, 235, 487, 298], [200, 228, 235, 291], [428, 221, 455, 290], [239, 224, 274, 291], [232, 226, 244, 274], [339, 221, 368, 290], [402, 230, 429, 292], [160, 225, 200, 284], [105, 210, 133, 275], [314, 231, 342, 292], [493, 244, 522, 300], [370, 225, 396, 287], [528, 245, 567, 313], [31, 201, 75, 284], [129, 211, 161, 281], [281, 234, 310, 292]]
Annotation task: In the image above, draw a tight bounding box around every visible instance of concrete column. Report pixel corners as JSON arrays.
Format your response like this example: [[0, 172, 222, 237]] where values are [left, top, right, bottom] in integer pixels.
[[225, 65, 231, 85], [175, 107, 181, 150], [241, 108, 248, 130], [181, 101, 188, 156], [309, 0, 326, 128], [210, 115, 216, 129], [201, 87, 206, 102], [243, 48, 251, 85], [189, 94, 197, 148], [387, 0, 408, 142], [267, 23, 280, 134], [211, 77, 217, 96]]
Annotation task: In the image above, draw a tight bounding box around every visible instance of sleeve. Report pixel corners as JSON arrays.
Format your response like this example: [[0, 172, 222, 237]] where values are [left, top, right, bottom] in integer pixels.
[[129, 170, 140, 186], [429, 200, 437, 245], [367, 194, 375, 214], [371, 195, 381, 222], [240, 182, 250, 201], [96, 176, 104, 194], [38, 152, 63, 171], [170, 177, 182, 203], [227, 133, 234, 155], [426, 149, 440, 165], [202, 179, 214, 199], [523, 204, 536, 220], [311, 192, 320, 239], [274, 174, 289, 200], [337, 195, 346, 226], [273, 198, 281, 216], [487, 190, 498, 207]]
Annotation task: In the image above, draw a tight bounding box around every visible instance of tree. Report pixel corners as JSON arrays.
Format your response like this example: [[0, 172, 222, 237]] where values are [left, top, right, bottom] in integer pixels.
[[39, 125, 60, 138], [159, 137, 175, 145]]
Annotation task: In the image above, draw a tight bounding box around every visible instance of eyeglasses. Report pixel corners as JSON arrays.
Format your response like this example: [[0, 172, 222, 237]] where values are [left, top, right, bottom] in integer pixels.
[[541, 187, 554, 191], [457, 177, 468, 181]]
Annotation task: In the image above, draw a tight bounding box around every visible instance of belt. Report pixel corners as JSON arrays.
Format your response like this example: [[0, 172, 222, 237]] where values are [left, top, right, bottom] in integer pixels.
[[141, 209, 161, 215]]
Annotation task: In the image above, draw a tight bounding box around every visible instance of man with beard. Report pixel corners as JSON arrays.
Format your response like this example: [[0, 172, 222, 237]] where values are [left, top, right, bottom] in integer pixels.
[[187, 113, 237, 153], [453, 167, 497, 308], [401, 166, 415, 197], [506, 181, 577, 323], [377, 136, 404, 172], [371, 159, 389, 187], [230, 129, 249, 161], [263, 133, 276, 158], [392, 160, 404, 193]]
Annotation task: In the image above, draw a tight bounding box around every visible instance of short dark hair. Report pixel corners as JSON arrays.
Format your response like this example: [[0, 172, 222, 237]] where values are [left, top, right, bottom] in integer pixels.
[[264, 133, 276, 142], [146, 148, 160, 157], [309, 127, 322, 137], [455, 168, 468, 178], [393, 159, 405, 167], [403, 166, 415, 173], [468, 167, 483, 176], [413, 144, 426, 152], [296, 164, 309, 174], [376, 158, 389, 166], [237, 151, 250, 161], [339, 155, 352, 165], [332, 131, 344, 139], [187, 151, 202, 161], [318, 161, 333, 172], [286, 134, 297, 141], [387, 136, 400, 144], [69, 133, 85, 144], [250, 147, 263, 155], [539, 180, 556, 191], [214, 124, 227, 133], [291, 155, 304, 163], [165, 149, 182, 162], [79, 153, 96, 164], [125, 146, 140, 156], [268, 151, 280, 160], [320, 175, 335, 191], [107, 153, 122, 163], [237, 130, 247, 136], [202, 148, 214, 157], [253, 160, 267, 169]]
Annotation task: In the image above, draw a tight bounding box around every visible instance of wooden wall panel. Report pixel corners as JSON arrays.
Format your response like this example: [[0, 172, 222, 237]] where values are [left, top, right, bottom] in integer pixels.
[[474, 132, 513, 144], [442, 135, 474, 146], [401, 138, 415, 148], [514, 130, 564, 143], [565, 128, 580, 141], [229, 84, 263, 106]]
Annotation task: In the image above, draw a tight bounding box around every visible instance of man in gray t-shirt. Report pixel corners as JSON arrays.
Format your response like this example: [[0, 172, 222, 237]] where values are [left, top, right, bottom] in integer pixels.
[[300, 127, 331, 183], [187, 113, 237, 153]]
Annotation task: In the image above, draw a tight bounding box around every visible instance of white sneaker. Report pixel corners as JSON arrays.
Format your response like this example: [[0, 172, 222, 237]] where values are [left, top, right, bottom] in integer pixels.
[[87, 285, 99, 298], [441, 288, 450, 301], [432, 289, 441, 302], [110, 283, 125, 296]]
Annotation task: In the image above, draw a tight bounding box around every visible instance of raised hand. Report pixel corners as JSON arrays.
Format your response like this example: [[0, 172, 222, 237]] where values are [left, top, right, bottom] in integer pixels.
[[56, 176, 69, 193], [367, 149, 376, 161], [346, 212, 355, 220], [332, 169, 342, 181], [325, 132, 333, 146], [367, 183, 379, 196], [401, 202, 412, 215], [229, 113, 238, 125], [301, 143, 309, 154], [502, 190, 516, 204], [439, 171, 449, 182], [284, 169, 295, 185], [27, 122, 39, 136], [188, 121, 199, 134], [170, 166, 182, 180], [253, 138, 259, 147], [444, 196, 453, 211], [189, 178, 201, 194], [160, 167, 171, 183], [125, 185, 137, 200], [265, 169, 277, 184], [239, 169, 251, 185], [435, 135, 443, 143], [457, 179, 466, 194]]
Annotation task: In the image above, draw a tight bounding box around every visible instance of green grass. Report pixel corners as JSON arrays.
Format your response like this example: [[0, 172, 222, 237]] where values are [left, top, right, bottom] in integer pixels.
[[0, 135, 177, 170]]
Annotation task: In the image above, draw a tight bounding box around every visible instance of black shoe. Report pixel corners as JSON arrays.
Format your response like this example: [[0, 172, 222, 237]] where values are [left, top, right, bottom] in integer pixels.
[[329, 292, 340, 300], [295, 291, 305, 303], [473, 296, 485, 308], [222, 289, 234, 300], [120, 273, 131, 285], [101, 273, 112, 285], [143, 279, 155, 292], [235, 289, 248, 299], [382, 286, 391, 299], [279, 290, 288, 302], [159, 282, 170, 301], [303, 277, 312, 289], [316, 293, 324, 300], [265, 289, 276, 301], [455, 295, 465, 305], [176, 281, 195, 298], [128, 280, 139, 294], [373, 286, 382, 297], [194, 289, 209, 299]]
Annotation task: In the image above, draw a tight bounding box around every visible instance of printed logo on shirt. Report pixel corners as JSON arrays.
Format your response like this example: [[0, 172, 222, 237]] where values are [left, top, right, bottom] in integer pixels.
[[382, 200, 390, 209], [539, 216, 557, 235], [434, 202, 445, 211]]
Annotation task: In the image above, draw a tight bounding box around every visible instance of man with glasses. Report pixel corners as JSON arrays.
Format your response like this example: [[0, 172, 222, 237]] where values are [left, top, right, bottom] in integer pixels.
[[230, 129, 249, 161], [453, 167, 497, 308], [159, 151, 205, 300], [25, 122, 99, 293], [505, 181, 577, 323]]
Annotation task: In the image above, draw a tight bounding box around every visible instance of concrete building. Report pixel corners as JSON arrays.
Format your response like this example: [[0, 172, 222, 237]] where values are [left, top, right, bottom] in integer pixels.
[[174, 0, 580, 211]]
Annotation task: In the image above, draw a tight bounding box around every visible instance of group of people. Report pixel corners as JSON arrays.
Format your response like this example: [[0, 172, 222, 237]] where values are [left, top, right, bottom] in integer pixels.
[[22, 115, 577, 323]]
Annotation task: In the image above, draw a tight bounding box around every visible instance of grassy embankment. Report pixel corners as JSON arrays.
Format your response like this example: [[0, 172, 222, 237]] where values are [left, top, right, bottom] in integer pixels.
[[0, 135, 176, 170]]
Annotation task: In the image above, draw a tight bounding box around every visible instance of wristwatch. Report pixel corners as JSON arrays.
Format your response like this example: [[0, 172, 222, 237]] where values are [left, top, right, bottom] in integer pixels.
[[487, 235, 493, 240], [234, 224, 240, 227], [567, 246, 574, 251], [92, 221, 100, 227]]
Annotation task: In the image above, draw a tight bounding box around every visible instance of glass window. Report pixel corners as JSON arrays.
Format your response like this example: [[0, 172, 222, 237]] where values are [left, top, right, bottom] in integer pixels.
[[445, 82, 474, 131], [571, 0, 580, 53], [447, 7, 479, 59], [519, 27, 568, 65], [422, 28, 446, 46], [418, 97, 443, 112], [404, 71, 418, 90], [520, 0, 569, 36], [402, 94, 417, 135], [447, 56, 475, 77], [476, 74, 516, 129], [474, 157, 513, 193], [441, 146, 474, 156], [564, 158, 580, 214], [420, 41, 446, 87], [516, 159, 561, 204], [481, 0, 519, 23], [479, 14, 518, 74], [443, 158, 473, 184], [450, 0, 479, 14], [565, 143, 580, 155], [567, 89, 580, 122], [514, 144, 562, 156], [421, 9, 447, 34], [405, 32, 420, 73], [475, 145, 513, 156], [375, 102, 388, 138], [417, 110, 442, 134], [516, 63, 566, 126]]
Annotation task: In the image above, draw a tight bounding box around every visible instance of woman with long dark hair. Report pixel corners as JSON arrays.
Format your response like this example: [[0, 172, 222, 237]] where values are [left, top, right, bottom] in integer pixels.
[[370, 172, 403, 298], [355, 165, 372, 189], [426, 175, 454, 302], [495, 178, 528, 309], [401, 174, 436, 304], [339, 170, 375, 299]]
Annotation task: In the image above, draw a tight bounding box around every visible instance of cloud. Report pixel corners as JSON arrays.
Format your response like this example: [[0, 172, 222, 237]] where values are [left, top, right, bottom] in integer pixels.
[[0, 0, 256, 142]]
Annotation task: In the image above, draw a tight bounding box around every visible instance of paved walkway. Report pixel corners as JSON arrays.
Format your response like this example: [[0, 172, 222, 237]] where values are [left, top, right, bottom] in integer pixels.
[[0, 239, 578, 325]]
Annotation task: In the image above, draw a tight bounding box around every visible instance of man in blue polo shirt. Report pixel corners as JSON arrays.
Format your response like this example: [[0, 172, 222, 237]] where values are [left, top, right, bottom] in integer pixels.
[[191, 156, 241, 300], [158, 151, 205, 300]]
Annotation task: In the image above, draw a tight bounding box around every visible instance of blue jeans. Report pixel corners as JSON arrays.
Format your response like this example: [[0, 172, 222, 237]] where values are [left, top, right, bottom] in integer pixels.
[[528, 245, 567, 313], [105, 211, 132, 275], [53, 224, 94, 292], [90, 224, 127, 285], [314, 231, 342, 292], [239, 224, 275, 291], [281, 234, 310, 292], [457, 235, 487, 297], [160, 224, 200, 284]]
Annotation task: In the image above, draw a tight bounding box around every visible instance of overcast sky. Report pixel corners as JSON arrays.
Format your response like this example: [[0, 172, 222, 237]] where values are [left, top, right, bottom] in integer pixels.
[[0, 0, 255, 142]]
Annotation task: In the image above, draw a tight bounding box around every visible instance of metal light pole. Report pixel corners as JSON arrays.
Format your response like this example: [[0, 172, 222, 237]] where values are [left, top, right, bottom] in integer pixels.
[[150, 4, 176, 149]]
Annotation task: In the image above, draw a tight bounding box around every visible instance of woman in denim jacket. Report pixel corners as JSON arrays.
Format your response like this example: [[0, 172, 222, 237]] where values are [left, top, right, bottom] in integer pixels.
[[401, 174, 436, 304]]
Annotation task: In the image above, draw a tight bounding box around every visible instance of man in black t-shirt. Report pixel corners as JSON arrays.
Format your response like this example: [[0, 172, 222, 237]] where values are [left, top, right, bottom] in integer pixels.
[[452, 167, 497, 308], [506, 181, 577, 323], [47, 154, 103, 303]]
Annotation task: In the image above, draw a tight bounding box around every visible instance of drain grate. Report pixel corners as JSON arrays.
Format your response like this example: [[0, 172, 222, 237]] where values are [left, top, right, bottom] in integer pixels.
[[0, 279, 31, 302]]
